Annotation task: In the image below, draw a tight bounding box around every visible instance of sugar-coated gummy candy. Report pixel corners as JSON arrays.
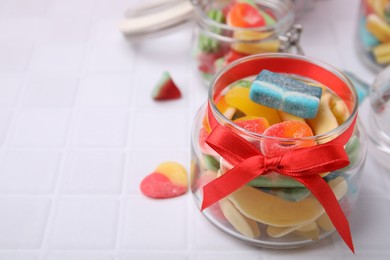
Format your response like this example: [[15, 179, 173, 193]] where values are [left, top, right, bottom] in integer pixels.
[[261, 121, 315, 157], [229, 176, 347, 227], [152, 72, 182, 101], [248, 172, 305, 188], [316, 212, 335, 232], [224, 87, 280, 125], [219, 198, 261, 238], [140, 161, 188, 198], [233, 116, 270, 134], [249, 70, 322, 119]]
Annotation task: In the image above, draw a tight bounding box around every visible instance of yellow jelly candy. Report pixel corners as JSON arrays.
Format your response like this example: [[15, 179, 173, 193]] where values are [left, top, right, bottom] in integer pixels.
[[307, 93, 339, 140], [294, 221, 320, 240], [216, 96, 237, 119], [316, 212, 335, 232], [224, 87, 280, 125], [366, 13, 390, 42], [219, 198, 261, 238], [229, 176, 347, 227], [154, 161, 188, 188], [277, 111, 305, 122], [330, 95, 350, 125]]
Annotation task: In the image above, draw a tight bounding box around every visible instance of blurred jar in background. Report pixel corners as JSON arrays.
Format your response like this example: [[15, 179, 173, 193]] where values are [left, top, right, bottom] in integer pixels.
[[357, 0, 390, 72], [192, 0, 295, 85]]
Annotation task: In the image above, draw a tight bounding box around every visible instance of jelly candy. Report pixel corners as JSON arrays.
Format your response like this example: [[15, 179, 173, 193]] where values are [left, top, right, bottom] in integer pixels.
[[216, 96, 237, 119], [203, 154, 220, 171], [140, 161, 188, 198], [232, 31, 280, 54], [233, 116, 270, 134], [227, 2, 265, 28], [228, 176, 347, 227], [248, 172, 304, 188], [152, 72, 182, 101], [219, 198, 261, 238], [294, 222, 320, 240], [316, 212, 335, 232], [308, 93, 339, 137], [198, 9, 225, 53], [366, 13, 390, 42], [249, 70, 322, 119], [277, 111, 305, 122], [224, 87, 280, 125], [262, 121, 316, 157]]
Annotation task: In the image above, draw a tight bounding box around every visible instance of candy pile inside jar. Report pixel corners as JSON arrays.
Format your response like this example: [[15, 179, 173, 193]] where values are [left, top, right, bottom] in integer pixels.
[[193, 69, 361, 241], [359, 0, 390, 67], [196, 0, 290, 83]]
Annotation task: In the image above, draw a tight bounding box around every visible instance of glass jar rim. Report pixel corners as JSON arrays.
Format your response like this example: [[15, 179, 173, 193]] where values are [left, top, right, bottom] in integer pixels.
[[207, 53, 359, 142], [193, 0, 295, 33]]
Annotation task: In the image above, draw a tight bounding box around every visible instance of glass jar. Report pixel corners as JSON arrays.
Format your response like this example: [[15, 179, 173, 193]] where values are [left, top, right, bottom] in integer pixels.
[[356, 0, 390, 72], [191, 54, 367, 249], [366, 65, 390, 170], [192, 0, 295, 85]]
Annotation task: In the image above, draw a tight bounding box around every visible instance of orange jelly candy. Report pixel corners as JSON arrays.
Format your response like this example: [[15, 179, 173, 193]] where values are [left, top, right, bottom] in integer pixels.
[[261, 121, 316, 156], [234, 116, 270, 134]]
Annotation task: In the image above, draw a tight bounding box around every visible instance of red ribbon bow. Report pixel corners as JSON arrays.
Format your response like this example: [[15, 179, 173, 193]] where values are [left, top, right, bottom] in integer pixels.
[[201, 104, 357, 253]]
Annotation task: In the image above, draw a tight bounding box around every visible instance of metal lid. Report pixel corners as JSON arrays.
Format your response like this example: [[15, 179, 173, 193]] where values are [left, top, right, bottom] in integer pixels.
[[119, 0, 194, 39]]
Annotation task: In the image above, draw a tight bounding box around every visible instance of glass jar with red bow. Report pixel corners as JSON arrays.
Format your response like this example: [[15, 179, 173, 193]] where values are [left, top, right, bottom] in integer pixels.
[[190, 53, 367, 250]]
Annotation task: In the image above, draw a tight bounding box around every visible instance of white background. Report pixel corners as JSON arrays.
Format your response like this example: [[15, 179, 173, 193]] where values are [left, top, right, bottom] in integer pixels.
[[0, 0, 388, 259]]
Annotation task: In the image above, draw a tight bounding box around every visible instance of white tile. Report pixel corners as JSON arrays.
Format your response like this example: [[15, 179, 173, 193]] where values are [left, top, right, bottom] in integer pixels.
[[304, 44, 345, 70], [0, 198, 51, 249], [71, 110, 128, 147], [132, 109, 189, 148], [78, 75, 132, 107], [0, 254, 37, 260], [0, 110, 13, 145], [46, 0, 96, 20], [29, 43, 86, 73], [90, 20, 126, 44], [134, 72, 188, 108], [0, 18, 40, 43], [22, 75, 79, 107], [37, 17, 91, 44], [0, 0, 49, 18], [95, 0, 134, 20], [122, 197, 187, 250], [196, 254, 263, 260], [132, 27, 193, 75], [45, 253, 113, 260], [0, 150, 61, 193], [61, 150, 124, 194], [0, 42, 33, 72], [49, 198, 119, 249], [0, 73, 23, 106], [127, 149, 189, 195], [118, 253, 187, 260], [86, 41, 136, 73], [10, 109, 70, 147]]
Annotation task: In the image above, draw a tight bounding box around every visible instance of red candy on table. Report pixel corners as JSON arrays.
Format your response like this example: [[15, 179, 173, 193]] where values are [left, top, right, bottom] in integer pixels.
[[152, 72, 182, 101], [140, 161, 188, 199]]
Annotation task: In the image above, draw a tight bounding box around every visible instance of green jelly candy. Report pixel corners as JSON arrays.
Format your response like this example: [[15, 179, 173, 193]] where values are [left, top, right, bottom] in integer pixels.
[[248, 173, 304, 188], [203, 154, 220, 171], [232, 80, 252, 88]]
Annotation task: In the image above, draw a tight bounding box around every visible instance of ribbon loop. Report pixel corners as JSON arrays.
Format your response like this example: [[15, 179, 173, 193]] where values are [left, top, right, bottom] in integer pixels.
[[263, 156, 282, 173]]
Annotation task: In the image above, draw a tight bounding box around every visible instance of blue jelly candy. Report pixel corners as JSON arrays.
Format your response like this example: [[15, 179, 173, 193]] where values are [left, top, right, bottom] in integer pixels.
[[249, 70, 323, 119]]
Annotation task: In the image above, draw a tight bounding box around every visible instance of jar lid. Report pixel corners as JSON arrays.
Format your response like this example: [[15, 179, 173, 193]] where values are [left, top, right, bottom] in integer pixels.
[[119, 0, 194, 39]]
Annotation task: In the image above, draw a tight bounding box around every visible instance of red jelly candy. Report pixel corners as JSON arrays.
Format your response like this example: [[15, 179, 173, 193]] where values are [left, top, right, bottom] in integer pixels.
[[234, 116, 270, 134], [224, 49, 247, 64], [227, 3, 265, 28], [140, 162, 188, 198], [152, 72, 182, 101], [262, 121, 316, 156]]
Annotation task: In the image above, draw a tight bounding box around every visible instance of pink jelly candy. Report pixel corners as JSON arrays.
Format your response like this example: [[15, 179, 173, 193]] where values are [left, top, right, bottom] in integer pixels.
[[140, 161, 188, 198], [234, 116, 270, 134]]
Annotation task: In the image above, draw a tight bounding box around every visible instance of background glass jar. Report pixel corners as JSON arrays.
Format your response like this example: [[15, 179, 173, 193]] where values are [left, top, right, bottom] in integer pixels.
[[192, 0, 295, 85], [356, 0, 390, 72], [191, 54, 367, 249]]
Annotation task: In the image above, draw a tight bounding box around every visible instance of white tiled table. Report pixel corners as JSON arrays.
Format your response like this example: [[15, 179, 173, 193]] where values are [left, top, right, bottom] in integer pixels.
[[0, 0, 389, 259]]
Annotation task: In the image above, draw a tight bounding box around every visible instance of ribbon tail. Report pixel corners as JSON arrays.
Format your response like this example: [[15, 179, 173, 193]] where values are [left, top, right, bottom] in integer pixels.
[[296, 175, 355, 253]]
